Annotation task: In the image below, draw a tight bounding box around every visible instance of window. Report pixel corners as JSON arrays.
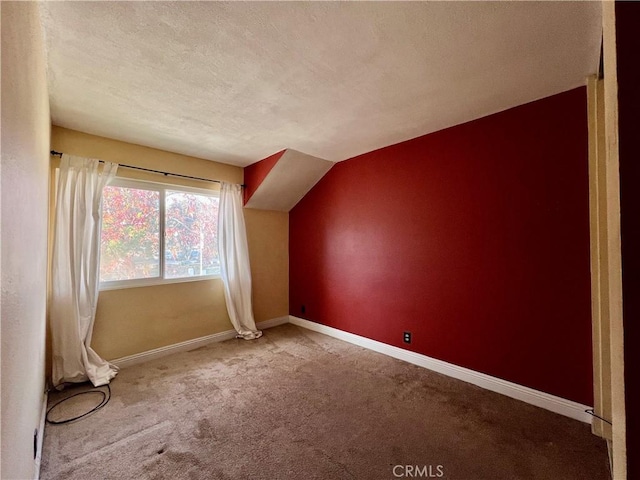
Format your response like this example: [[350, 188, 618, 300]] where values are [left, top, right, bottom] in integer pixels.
[[99, 179, 219, 289]]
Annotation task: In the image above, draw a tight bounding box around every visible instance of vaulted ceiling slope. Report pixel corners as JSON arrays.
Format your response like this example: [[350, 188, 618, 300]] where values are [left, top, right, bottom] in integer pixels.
[[39, 1, 602, 167]]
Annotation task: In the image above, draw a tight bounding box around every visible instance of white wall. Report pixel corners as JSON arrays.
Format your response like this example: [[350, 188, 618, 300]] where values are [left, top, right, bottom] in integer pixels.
[[1, 2, 51, 479]]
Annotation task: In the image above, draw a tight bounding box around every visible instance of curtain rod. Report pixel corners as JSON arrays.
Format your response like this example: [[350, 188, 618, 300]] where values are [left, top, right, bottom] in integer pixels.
[[50, 150, 244, 187]]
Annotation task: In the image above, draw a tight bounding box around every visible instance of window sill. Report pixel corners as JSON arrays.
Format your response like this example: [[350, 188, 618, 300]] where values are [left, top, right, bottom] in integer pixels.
[[99, 274, 221, 291]]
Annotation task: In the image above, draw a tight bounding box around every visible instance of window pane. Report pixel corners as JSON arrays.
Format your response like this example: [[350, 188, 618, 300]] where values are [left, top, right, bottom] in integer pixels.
[[165, 191, 219, 279], [100, 186, 160, 282]]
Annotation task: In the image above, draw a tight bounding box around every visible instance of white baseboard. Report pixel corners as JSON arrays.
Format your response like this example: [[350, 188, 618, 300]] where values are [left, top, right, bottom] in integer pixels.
[[34, 390, 48, 480], [111, 316, 289, 369], [255, 315, 290, 330], [109, 314, 592, 424], [289, 316, 593, 424]]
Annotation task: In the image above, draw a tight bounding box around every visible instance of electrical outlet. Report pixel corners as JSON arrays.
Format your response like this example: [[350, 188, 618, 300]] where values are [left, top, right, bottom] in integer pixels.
[[403, 331, 412, 344], [301, 305, 306, 314]]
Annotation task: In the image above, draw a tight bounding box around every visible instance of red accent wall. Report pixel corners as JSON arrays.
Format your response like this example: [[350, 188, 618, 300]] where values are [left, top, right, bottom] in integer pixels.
[[290, 88, 593, 405], [244, 150, 285, 204], [616, 2, 640, 476]]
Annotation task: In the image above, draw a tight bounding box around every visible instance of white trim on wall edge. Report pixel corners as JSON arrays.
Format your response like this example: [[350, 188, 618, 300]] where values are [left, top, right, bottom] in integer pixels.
[[34, 390, 48, 480], [289, 316, 593, 424], [110, 316, 289, 369]]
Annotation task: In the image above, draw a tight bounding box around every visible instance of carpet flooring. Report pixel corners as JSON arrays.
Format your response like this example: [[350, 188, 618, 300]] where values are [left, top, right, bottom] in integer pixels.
[[41, 324, 609, 480]]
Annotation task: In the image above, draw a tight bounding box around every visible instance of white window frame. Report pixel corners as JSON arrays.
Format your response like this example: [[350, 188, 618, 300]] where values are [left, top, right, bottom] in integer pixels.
[[99, 177, 220, 291]]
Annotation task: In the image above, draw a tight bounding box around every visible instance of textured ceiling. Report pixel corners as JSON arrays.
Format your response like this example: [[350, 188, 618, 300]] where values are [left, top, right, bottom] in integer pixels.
[[39, 2, 602, 167]]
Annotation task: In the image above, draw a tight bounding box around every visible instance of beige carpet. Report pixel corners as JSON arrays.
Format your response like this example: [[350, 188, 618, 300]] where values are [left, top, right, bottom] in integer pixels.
[[41, 324, 609, 480]]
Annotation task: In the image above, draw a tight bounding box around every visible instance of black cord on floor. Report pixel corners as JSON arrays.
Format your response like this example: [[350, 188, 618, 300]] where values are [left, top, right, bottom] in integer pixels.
[[585, 408, 612, 426], [46, 383, 111, 425]]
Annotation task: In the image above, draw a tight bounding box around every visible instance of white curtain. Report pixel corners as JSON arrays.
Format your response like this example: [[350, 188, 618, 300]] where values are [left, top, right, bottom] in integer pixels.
[[218, 182, 262, 339], [50, 155, 119, 387]]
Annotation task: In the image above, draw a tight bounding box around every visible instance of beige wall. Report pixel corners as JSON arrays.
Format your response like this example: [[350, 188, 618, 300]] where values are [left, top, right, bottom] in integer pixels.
[[1, 2, 51, 479], [51, 126, 242, 186], [50, 127, 289, 360], [588, 77, 612, 441], [602, 2, 626, 477], [245, 208, 289, 322]]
